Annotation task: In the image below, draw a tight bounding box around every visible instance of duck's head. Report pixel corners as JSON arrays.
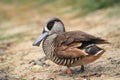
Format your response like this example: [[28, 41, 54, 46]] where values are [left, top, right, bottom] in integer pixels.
[[33, 18, 65, 46]]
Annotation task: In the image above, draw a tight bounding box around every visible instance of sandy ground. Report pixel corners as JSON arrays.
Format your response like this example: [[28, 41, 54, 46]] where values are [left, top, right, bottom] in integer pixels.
[[0, 4, 120, 80]]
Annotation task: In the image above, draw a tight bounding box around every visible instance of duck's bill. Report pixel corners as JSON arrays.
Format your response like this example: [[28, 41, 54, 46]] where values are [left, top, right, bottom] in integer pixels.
[[32, 32, 48, 46]]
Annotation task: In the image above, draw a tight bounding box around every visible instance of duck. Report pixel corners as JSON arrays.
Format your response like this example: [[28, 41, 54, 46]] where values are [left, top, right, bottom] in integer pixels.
[[33, 18, 109, 74]]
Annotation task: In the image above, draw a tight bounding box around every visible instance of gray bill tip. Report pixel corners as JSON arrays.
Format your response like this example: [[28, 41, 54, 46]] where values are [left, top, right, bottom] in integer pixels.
[[32, 42, 40, 46], [32, 32, 49, 47]]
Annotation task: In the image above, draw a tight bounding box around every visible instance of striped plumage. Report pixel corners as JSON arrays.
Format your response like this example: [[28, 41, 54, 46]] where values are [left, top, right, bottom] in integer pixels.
[[42, 33, 81, 66], [33, 18, 109, 74]]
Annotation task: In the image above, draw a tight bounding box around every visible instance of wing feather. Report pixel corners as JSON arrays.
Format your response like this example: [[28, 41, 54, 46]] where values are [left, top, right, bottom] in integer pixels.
[[54, 31, 108, 58]]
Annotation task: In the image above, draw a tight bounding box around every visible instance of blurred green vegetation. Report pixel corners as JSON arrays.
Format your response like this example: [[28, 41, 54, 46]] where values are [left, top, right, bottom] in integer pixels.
[[0, 0, 55, 5], [19, 77, 26, 80], [70, 0, 120, 16], [0, 0, 120, 14], [0, 16, 8, 23]]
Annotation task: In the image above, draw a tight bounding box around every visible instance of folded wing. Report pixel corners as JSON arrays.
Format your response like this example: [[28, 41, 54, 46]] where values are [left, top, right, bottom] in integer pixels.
[[54, 31, 109, 58]]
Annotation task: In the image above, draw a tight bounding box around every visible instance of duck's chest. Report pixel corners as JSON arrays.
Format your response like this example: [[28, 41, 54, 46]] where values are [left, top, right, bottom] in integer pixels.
[[42, 34, 57, 57]]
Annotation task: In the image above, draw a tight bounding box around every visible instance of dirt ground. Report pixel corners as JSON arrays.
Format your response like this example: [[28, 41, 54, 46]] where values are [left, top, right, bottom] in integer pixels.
[[0, 4, 120, 80]]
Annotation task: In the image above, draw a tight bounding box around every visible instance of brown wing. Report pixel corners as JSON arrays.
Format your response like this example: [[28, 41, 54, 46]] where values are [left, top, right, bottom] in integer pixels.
[[54, 31, 108, 58]]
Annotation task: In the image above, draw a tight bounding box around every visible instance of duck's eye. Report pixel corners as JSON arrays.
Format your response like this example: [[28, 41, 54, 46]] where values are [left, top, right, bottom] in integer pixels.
[[47, 21, 54, 30]]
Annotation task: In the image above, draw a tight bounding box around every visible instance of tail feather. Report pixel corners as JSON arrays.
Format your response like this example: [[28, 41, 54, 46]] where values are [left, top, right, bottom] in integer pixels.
[[85, 44, 104, 55], [92, 38, 110, 44]]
